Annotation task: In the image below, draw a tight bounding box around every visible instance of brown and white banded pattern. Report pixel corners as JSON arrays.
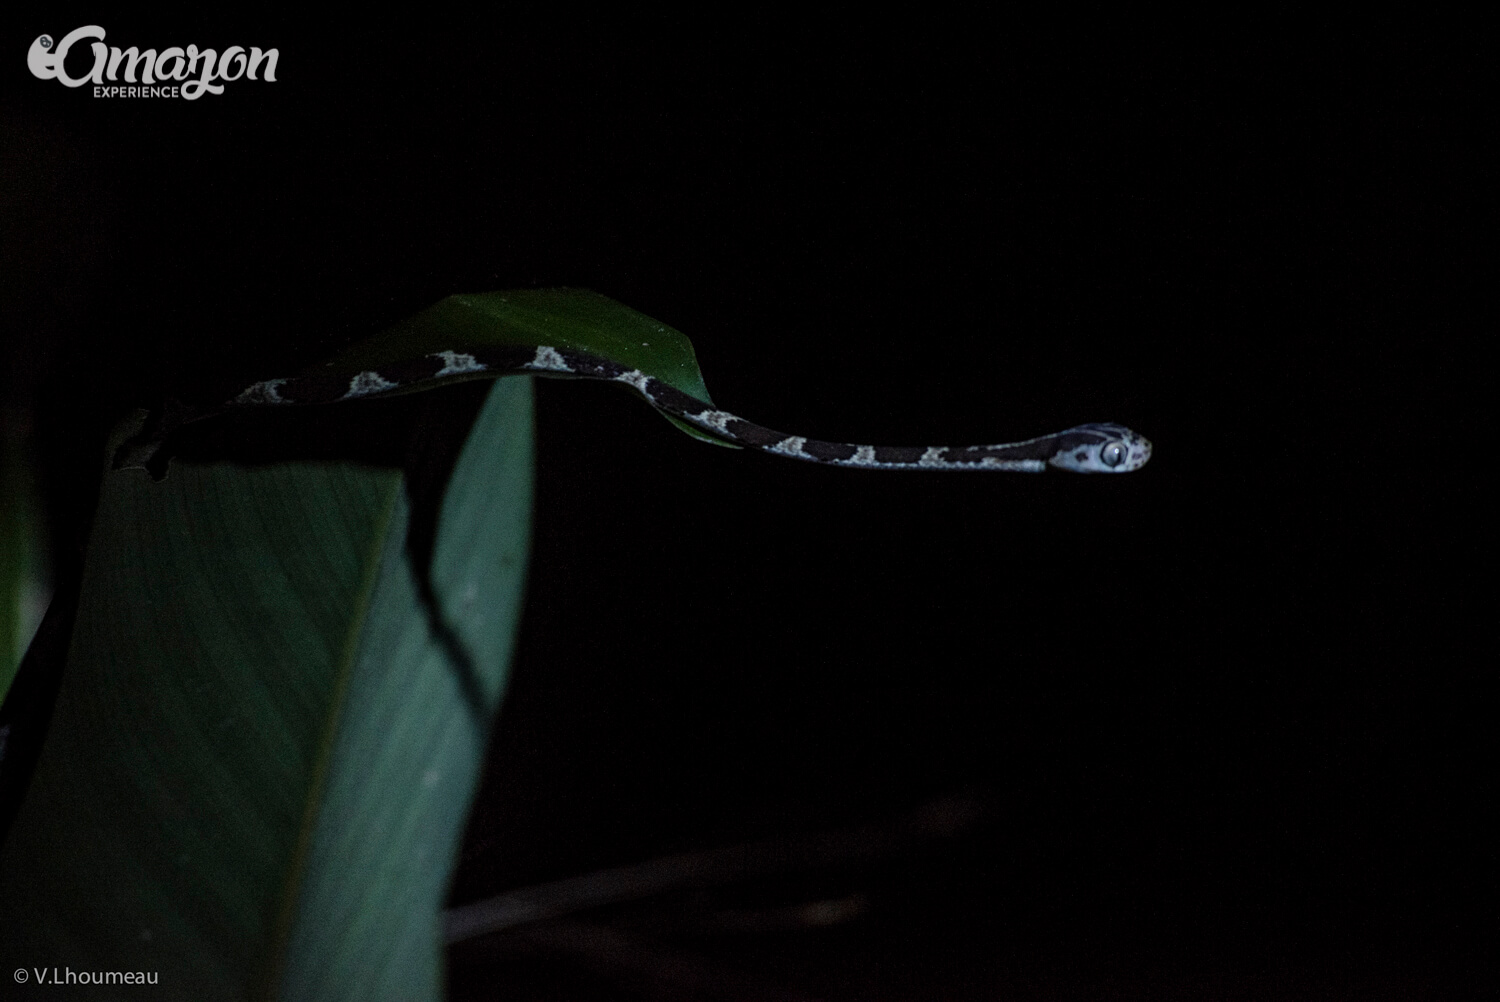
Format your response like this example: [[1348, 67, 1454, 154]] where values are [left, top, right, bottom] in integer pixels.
[[175, 344, 1152, 474]]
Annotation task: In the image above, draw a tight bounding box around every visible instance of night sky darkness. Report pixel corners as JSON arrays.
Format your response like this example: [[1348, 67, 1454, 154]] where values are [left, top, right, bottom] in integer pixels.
[[2, 17, 1486, 999]]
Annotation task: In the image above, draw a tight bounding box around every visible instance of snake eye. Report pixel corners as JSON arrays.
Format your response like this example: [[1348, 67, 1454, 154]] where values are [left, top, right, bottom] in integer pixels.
[[1100, 441, 1127, 468]]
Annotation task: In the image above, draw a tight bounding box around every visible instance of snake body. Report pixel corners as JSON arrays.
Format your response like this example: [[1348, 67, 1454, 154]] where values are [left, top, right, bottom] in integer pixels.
[[123, 345, 1151, 475]]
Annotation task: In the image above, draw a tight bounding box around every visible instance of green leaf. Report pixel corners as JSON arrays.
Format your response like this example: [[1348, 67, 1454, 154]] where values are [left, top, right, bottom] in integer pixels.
[[1, 425, 48, 701], [0, 377, 533, 1000], [0, 451, 23, 699], [1, 287, 731, 997]]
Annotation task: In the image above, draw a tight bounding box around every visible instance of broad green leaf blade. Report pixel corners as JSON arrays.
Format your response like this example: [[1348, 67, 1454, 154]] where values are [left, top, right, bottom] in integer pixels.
[[325, 288, 736, 448], [0, 378, 533, 1001], [1, 424, 49, 700], [275, 379, 531, 999]]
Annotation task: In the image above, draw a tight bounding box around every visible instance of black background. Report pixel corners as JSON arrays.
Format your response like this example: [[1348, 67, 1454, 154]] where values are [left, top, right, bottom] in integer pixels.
[[2, 15, 1487, 999]]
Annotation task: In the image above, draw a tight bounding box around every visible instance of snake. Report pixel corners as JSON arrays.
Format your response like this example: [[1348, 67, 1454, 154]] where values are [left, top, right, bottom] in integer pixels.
[[117, 344, 1152, 476]]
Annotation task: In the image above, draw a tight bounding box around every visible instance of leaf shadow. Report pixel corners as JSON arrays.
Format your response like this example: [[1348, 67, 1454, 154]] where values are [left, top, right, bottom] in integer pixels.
[[165, 382, 499, 725]]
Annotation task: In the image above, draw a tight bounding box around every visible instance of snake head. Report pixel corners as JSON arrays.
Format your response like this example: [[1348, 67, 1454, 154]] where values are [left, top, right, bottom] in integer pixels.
[[1046, 423, 1152, 473]]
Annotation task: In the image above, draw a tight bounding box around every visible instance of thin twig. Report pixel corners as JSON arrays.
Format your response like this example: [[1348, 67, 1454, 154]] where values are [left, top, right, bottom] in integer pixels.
[[444, 793, 980, 943]]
